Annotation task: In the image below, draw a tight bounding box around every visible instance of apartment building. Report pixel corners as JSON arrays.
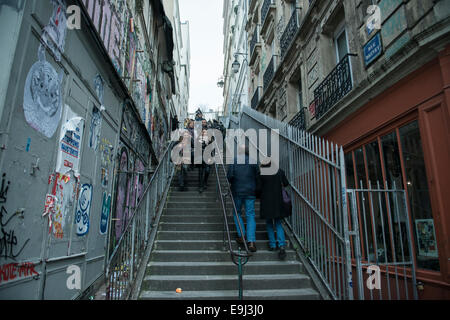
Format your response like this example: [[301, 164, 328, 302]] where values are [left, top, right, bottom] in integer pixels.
[[246, 0, 450, 299]]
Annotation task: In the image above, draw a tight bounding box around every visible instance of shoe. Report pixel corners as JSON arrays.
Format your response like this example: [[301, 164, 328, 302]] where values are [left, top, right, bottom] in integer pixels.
[[199, 187, 203, 193], [268, 245, 276, 251], [278, 246, 286, 260], [247, 242, 257, 253], [235, 237, 244, 246]]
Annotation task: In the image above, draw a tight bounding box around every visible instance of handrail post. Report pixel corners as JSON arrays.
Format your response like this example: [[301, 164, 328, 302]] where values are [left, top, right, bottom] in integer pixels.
[[238, 252, 243, 300]]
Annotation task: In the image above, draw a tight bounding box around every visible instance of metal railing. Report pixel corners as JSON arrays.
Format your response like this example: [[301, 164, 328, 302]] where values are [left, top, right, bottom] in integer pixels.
[[263, 55, 276, 91], [250, 26, 259, 61], [280, 8, 300, 60], [105, 145, 174, 300], [261, 0, 273, 28], [313, 53, 355, 120], [239, 106, 353, 300], [348, 181, 418, 300], [251, 86, 261, 109], [213, 139, 252, 300], [289, 107, 306, 130]]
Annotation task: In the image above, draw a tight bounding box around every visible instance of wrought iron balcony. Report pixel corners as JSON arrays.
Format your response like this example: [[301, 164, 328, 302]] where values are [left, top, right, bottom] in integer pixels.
[[251, 86, 262, 109], [250, 27, 258, 59], [313, 53, 355, 120], [263, 55, 276, 91], [261, 0, 274, 30], [280, 9, 300, 60], [289, 108, 306, 130]]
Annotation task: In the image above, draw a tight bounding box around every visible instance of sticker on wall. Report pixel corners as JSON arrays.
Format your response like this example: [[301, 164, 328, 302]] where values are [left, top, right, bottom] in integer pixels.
[[93, 74, 105, 106], [100, 192, 111, 235], [99, 138, 113, 188], [23, 45, 63, 138], [75, 184, 92, 236], [41, 0, 67, 62], [89, 105, 102, 150], [52, 173, 75, 239], [56, 105, 84, 177]]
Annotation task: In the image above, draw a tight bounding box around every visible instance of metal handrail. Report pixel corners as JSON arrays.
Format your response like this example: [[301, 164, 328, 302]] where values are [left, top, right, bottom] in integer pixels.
[[212, 138, 252, 300], [106, 143, 174, 299]]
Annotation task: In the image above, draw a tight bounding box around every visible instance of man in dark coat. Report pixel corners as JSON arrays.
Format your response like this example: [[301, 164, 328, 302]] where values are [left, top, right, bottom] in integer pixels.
[[259, 159, 290, 259], [227, 145, 259, 252]]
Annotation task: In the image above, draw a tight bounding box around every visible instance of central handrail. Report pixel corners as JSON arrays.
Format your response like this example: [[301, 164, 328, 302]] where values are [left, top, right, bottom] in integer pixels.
[[212, 138, 252, 300]]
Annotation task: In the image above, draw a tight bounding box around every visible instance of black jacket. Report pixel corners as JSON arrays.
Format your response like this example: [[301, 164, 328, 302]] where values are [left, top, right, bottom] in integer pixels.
[[259, 169, 290, 219], [227, 155, 259, 197]]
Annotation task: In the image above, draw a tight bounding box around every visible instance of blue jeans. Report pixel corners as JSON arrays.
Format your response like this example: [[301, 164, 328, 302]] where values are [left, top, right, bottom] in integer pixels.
[[232, 196, 256, 242], [266, 218, 286, 249]]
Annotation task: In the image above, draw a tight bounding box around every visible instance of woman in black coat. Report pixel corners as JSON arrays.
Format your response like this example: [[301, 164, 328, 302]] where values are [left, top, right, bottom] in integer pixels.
[[259, 160, 290, 259]]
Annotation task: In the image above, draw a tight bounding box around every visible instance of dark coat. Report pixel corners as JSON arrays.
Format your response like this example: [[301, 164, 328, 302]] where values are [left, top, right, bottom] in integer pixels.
[[227, 155, 259, 197], [259, 168, 290, 219]]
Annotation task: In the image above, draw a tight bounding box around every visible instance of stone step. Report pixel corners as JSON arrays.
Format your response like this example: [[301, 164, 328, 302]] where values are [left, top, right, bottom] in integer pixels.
[[156, 231, 269, 241], [160, 215, 266, 223], [150, 250, 297, 262], [154, 240, 277, 251], [158, 222, 267, 232], [141, 274, 312, 292], [146, 261, 304, 276], [139, 288, 320, 300]]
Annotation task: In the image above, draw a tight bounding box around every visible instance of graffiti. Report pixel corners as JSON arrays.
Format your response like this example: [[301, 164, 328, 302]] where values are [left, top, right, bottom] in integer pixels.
[[100, 138, 113, 188], [89, 105, 102, 150], [41, 0, 67, 62], [0, 262, 38, 284], [100, 192, 111, 235], [75, 184, 92, 236], [114, 147, 128, 239], [23, 46, 63, 138], [0, 174, 30, 260]]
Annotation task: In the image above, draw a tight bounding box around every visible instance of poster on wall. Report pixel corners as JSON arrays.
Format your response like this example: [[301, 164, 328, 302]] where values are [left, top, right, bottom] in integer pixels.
[[89, 105, 102, 150], [41, 0, 67, 62], [99, 192, 111, 235], [23, 46, 63, 138], [56, 105, 84, 177], [415, 219, 438, 258], [75, 184, 92, 236]]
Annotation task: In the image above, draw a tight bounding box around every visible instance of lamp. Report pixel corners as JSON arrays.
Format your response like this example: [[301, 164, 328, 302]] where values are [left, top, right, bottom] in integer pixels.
[[232, 57, 240, 74]]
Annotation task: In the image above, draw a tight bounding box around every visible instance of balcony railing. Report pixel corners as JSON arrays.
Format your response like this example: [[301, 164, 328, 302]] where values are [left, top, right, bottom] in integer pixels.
[[313, 53, 355, 120], [250, 27, 258, 58], [261, 0, 273, 28], [263, 55, 276, 91], [280, 9, 300, 60], [251, 86, 261, 109], [289, 108, 306, 130]]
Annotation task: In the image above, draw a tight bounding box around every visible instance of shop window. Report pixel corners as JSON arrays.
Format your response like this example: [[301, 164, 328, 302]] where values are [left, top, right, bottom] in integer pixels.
[[399, 120, 440, 271], [344, 120, 440, 271]]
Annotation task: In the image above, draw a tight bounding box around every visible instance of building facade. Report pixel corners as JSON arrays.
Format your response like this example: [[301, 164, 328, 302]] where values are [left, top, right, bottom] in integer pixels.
[[222, 0, 250, 117], [246, 0, 450, 298], [0, 0, 188, 299]]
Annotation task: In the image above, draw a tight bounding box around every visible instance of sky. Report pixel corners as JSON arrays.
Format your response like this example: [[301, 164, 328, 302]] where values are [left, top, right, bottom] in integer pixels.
[[178, 0, 224, 115]]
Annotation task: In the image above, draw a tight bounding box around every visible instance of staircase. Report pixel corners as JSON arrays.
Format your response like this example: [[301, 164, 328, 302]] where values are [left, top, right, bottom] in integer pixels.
[[138, 166, 320, 300]]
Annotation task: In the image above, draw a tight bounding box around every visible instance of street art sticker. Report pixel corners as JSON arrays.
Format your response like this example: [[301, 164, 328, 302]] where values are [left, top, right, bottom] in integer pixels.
[[52, 173, 76, 239], [75, 184, 92, 236], [56, 105, 84, 177], [89, 105, 102, 150], [41, 0, 67, 62], [99, 192, 111, 235], [99, 138, 113, 188], [23, 46, 63, 138]]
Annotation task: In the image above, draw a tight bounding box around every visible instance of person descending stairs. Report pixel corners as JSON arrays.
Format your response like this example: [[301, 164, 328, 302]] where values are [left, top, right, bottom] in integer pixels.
[[138, 164, 321, 300]]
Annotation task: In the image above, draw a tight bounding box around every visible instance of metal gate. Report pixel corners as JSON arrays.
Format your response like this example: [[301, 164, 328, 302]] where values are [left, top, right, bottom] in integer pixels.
[[238, 106, 353, 300], [347, 182, 418, 300]]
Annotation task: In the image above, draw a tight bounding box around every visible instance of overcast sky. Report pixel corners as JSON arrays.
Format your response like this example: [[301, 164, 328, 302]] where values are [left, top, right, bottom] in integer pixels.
[[178, 0, 224, 115]]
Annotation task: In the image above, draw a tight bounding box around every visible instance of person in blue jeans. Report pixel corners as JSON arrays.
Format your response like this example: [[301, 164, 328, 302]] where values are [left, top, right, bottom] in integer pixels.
[[227, 145, 259, 252], [259, 159, 290, 260]]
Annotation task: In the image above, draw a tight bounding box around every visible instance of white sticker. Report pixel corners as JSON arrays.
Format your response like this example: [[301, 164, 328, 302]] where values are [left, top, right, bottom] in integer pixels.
[[23, 46, 63, 138]]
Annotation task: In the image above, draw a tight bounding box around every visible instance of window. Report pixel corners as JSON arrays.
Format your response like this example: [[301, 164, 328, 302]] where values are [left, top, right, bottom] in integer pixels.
[[298, 77, 303, 111], [345, 120, 440, 271], [335, 27, 349, 63]]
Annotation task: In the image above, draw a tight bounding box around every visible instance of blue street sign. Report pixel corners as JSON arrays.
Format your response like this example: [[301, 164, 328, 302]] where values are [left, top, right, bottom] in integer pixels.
[[364, 32, 383, 67]]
